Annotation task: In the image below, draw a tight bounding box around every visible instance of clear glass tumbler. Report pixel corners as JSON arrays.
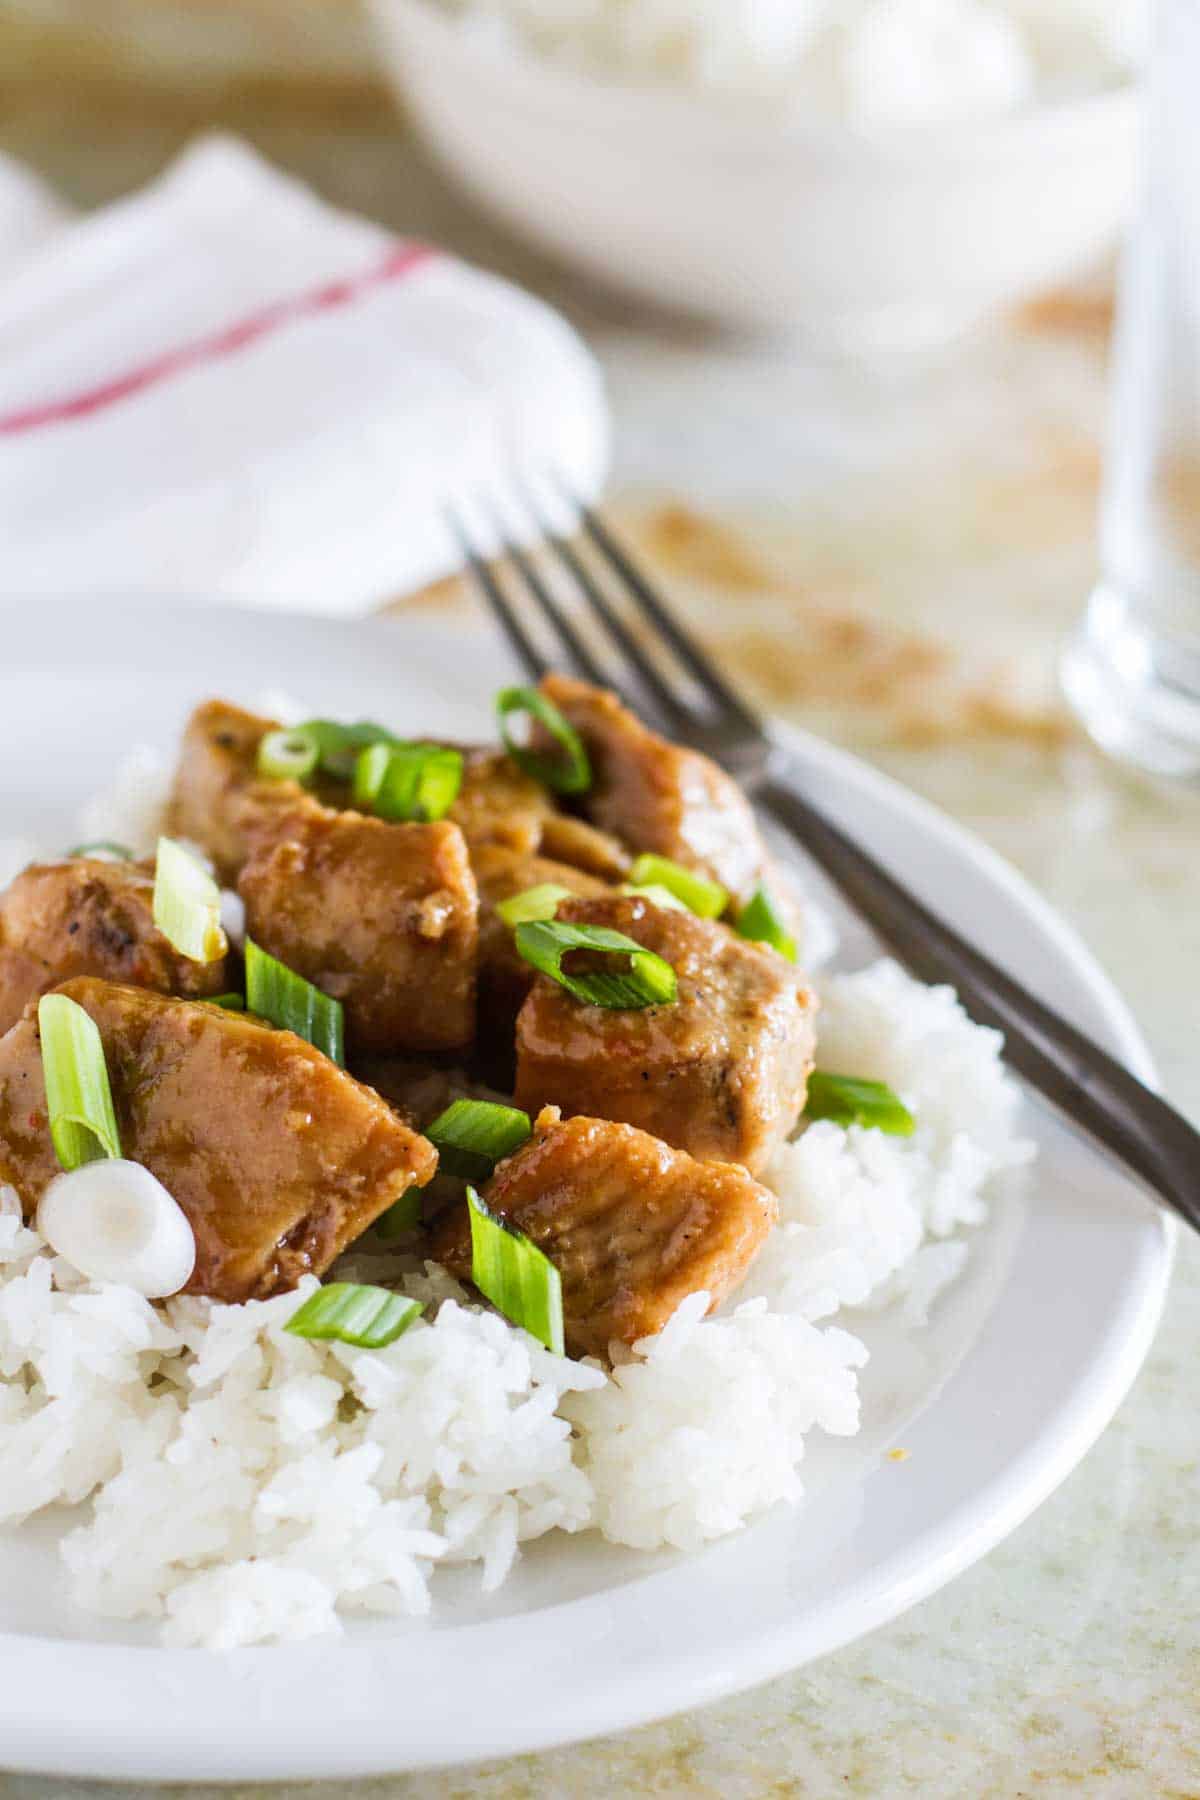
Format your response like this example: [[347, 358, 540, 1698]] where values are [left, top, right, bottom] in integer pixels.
[[1062, 0, 1200, 779]]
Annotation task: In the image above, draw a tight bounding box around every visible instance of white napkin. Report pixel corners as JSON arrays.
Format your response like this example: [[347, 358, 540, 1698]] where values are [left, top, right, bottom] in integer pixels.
[[0, 137, 609, 612]]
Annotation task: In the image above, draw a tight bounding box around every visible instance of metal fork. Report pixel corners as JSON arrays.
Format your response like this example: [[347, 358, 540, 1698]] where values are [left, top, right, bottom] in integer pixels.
[[453, 493, 1200, 1236]]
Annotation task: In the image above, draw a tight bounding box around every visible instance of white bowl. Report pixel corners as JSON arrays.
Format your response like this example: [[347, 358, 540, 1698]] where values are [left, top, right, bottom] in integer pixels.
[[370, 0, 1138, 344]]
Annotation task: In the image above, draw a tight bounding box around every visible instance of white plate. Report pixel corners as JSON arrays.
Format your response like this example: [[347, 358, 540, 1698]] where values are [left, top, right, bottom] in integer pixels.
[[0, 603, 1173, 1782]]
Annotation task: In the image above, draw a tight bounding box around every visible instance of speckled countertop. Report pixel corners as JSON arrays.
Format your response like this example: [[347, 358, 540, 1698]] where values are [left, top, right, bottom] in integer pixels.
[[1, 66, 1198, 1800]]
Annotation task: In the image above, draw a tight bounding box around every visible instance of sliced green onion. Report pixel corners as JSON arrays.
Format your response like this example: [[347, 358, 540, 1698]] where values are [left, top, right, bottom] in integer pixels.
[[735, 885, 797, 962], [37, 993, 122, 1170], [352, 743, 463, 823], [495, 883, 573, 927], [256, 727, 320, 783], [296, 719, 400, 780], [244, 937, 345, 1066], [805, 1072, 915, 1137], [351, 741, 390, 808], [65, 840, 134, 862], [209, 992, 246, 1010], [467, 1185, 563, 1356], [627, 854, 728, 919], [496, 687, 591, 796], [515, 919, 677, 1010], [375, 1186, 425, 1240], [285, 1282, 423, 1348], [153, 837, 227, 965], [427, 1099, 531, 1184], [619, 882, 688, 912]]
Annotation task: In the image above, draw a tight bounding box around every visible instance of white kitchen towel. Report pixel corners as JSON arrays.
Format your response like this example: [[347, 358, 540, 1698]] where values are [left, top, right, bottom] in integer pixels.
[[0, 136, 609, 611]]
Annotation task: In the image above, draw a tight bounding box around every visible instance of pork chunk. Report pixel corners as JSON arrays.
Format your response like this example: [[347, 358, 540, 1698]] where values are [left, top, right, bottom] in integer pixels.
[[166, 699, 298, 882], [514, 894, 815, 1175], [0, 858, 231, 1036], [449, 749, 557, 857], [0, 978, 437, 1301], [238, 807, 478, 1053], [432, 1108, 778, 1356], [540, 674, 770, 904], [450, 747, 629, 878]]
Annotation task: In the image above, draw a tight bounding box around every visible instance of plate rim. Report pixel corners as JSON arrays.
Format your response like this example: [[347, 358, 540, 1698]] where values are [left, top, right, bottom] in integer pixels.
[[0, 605, 1174, 1780]]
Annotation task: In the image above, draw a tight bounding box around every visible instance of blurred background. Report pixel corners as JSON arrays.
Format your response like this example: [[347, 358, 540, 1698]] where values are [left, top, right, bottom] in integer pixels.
[[2, 4, 1200, 1793]]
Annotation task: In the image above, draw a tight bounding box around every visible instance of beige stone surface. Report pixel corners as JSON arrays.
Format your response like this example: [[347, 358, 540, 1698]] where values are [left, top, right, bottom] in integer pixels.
[[0, 74, 1197, 1800]]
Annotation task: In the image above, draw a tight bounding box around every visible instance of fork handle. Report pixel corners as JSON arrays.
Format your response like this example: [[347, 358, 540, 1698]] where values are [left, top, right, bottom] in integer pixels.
[[762, 773, 1200, 1235]]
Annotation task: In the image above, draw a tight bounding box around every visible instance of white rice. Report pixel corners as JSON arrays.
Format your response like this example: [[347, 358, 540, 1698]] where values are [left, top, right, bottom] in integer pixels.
[[442, 0, 1144, 125], [0, 746, 1033, 1647]]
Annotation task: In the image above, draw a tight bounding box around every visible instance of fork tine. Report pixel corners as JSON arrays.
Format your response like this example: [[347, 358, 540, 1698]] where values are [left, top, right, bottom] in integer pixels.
[[570, 497, 760, 730], [446, 509, 548, 682], [525, 504, 692, 726], [489, 519, 612, 688]]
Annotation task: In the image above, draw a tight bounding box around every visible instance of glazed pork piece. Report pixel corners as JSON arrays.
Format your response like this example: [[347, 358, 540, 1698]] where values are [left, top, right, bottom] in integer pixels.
[[0, 978, 437, 1301], [540, 674, 770, 905], [450, 746, 630, 878], [515, 894, 816, 1175], [165, 698, 294, 883], [449, 749, 557, 858], [239, 807, 479, 1054], [432, 1107, 779, 1356], [0, 858, 232, 1037]]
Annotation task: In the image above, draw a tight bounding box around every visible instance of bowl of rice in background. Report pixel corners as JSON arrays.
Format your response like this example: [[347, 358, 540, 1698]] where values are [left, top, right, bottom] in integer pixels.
[[370, 0, 1141, 343]]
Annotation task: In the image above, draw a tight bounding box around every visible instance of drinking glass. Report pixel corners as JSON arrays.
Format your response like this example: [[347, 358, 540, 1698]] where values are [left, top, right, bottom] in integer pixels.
[[1062, 0, 1200, 778]]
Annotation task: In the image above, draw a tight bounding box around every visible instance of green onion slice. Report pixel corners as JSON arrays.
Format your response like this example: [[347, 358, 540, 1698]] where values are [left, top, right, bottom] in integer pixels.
[[627, 854, 728, 919], [495, 883, 573, 927], [296, 719, 400, 780], [244, 937, 345, 1066], [618, 882, 688, 912], [467, 1185, 564, 1356], [37, 993, 122, 1170], [209, 992, 246, 1010], [375, 1186, 425, 1240], [65, 840, 134, 862], [496, 687, 591, 796], [427, 1099, 531, 1184], [256, 727, 321, 783], [285, 1282, 423, 1348], [735, 884, 797, 962], [153, 837, 227, 965], [352, 742, 463, 823], [515, 919, 677, 1009], [805, 1072, 915, 1138]]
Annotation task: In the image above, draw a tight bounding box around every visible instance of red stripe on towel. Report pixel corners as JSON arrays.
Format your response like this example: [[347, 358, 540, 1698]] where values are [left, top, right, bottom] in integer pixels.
[[0, 241, 436, 438]]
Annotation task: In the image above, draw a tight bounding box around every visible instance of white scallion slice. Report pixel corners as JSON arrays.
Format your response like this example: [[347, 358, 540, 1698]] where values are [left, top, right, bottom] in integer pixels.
[[805, 1072, 915, 1137], [514, 918, 677, 1009], [467, 1185, 564, 1355], [495, 883, 573, 927], [256, 727, 320, 782], [38, 1159, 196, 1296], [626, 854, 728, 919], [37, 993, 122, 1170], [244, 938, 345, 1066], [153, 836, 228, 965], [285, 1282, 423, 1348]]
